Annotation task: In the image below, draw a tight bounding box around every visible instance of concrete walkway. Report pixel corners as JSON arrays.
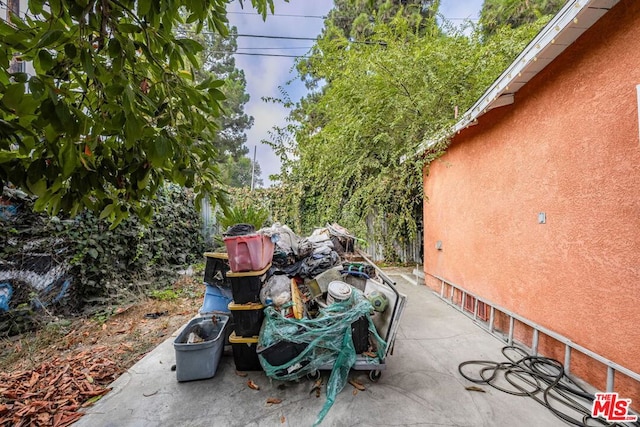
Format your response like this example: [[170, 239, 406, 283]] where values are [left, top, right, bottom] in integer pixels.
[[74, 269, 567, 427]]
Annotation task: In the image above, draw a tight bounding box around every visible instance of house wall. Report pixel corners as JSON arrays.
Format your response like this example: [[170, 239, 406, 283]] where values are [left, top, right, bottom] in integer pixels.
[[1, 0, 35, 76], [423, 0, 640, 402]]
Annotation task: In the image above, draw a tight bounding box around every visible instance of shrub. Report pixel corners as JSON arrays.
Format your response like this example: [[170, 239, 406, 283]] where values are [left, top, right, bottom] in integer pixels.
[[0, 184, 206, 313]]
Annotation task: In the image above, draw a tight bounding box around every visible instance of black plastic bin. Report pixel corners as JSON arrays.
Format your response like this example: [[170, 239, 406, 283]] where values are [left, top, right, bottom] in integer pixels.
[[351, 315, 370, 354], [226, 263, 270, 304], [229, 331, 262, 371], [228, 302, 265, 337], [257, 340, 308, 367], [204, 253, 230, 287]]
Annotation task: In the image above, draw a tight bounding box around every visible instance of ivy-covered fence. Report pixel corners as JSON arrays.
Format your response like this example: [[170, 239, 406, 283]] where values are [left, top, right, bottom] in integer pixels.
[[0, 185, 205, 334]]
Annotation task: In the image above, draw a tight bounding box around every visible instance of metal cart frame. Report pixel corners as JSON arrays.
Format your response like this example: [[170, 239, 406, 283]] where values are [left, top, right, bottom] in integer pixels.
[[312, 250, 407, 382]]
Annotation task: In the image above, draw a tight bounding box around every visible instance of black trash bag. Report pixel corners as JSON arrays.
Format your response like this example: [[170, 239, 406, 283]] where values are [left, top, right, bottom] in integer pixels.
[[283, 250, 340, 279], [272, 251, 296, 269], [223, 223, 255, 236]]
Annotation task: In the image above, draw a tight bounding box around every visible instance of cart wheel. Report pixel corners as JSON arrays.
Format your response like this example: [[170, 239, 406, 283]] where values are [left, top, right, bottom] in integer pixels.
[[369, 370, 382, 382], [307, 370, 321, 381]]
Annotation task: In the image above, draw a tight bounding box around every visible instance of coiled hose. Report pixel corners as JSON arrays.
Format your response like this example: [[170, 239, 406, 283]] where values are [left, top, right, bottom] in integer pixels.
[[458, 346, 639, 427]]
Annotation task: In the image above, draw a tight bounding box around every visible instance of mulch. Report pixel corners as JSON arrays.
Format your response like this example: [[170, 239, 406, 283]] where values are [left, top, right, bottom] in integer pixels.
[[0, 346, 120, 427]]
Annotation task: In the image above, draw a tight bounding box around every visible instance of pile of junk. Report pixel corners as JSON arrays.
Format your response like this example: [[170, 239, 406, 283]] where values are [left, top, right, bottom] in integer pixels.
[[173, 222, 407, 424]]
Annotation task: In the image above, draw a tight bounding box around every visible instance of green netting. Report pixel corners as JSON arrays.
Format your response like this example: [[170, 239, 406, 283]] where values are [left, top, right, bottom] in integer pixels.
[[257, 288, 387, 425]]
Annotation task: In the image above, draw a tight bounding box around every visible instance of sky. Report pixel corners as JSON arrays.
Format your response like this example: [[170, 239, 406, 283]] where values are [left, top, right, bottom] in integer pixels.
[[227, 0, 484, 187]]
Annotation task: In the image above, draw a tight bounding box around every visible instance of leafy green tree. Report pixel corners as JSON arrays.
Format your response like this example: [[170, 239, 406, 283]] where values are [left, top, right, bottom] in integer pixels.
[[194, 27, 254, 162], [220, 155, 264, 188], [267, 11, 546, 257], [299, 0, 440, 89], [0, 0, 276, 226], [328, 0, 439, 40], [480, 0, 565, 38]]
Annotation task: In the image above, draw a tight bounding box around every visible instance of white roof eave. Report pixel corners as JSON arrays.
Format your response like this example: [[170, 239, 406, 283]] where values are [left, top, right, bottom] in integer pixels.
[[417, 0, 620, 155]]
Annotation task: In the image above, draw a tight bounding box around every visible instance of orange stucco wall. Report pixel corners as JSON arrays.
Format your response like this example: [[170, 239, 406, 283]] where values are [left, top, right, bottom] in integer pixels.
[[423, 0, 640, 398]]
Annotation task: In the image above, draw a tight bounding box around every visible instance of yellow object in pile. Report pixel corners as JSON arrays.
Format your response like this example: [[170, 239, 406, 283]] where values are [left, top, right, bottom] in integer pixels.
[[291, 278, 304, 320]]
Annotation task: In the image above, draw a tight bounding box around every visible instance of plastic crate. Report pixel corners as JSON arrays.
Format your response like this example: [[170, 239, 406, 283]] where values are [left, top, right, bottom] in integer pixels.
[[173, 314, 229, 382], [351, 315, 369, 354], [228, 302, 264, 337], [226, 263, 270, 304], [229, 331, 262, 371], [257, 340, 308, 367], [203, 252, 230, 287], [200, 284, 233, 315], [223, 233, 274, 273]]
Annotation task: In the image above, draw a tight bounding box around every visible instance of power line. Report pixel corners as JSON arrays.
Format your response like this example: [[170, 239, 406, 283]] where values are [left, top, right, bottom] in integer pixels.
[[233, 52, 305, 58], [196, 32, 385, 45], [227, 10, 478, 22], [236, 33, 318, 41], [0, 2, 478, 23], [234, 33, 386, 46], [228, 11, 326, 19], [236, 46, 313, 50]]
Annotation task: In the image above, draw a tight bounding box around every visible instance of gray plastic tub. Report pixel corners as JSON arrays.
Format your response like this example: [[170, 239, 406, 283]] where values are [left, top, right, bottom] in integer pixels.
[[173, 313, 229, 382]]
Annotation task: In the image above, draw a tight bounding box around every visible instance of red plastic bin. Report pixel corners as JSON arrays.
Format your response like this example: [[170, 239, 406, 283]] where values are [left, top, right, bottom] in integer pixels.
[[223, 233, 274, 273]]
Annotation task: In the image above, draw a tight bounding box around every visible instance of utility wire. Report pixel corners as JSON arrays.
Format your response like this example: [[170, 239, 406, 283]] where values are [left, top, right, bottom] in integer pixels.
[[0, 2, 478, 22], [192, 30, 387, 45], [234, 33, 387, 46], [236, 46, 313, 50], [236, 33, 318, 41], [234, 52, 305, 58], [227, 10, 478, 21], [228, 11, 326, 19]]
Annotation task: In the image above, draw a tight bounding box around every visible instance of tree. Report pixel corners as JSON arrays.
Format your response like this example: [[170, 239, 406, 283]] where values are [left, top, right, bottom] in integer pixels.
[[480, 0, 565, 39], [328, 0, 439, 40], [190, 25, 264, 189], [220, 155, 264, 189], [0, 0, 277, 226], [267, 9, 547, 256], [194, 27, 254, 162], [298, 0, 440, 89]]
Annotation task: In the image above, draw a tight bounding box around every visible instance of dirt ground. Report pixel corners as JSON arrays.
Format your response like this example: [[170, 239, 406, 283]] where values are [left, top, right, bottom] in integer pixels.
[[0, 274, 204, 426]]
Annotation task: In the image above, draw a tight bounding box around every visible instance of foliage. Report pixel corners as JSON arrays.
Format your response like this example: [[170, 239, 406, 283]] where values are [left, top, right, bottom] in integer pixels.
[[266, 10, 549, 257], [191, 26, 255, 162], [187, 24, 262, 190], [479, 0, 565, 39], [219, 155, 264, 189], [0, 184, 206, 303], [217, 202, 270, 231], [149, 288, 180, 301], [190, 25, 263, 190], [299, 0, 440, 89], [0, 0, 275, 227], [325, 0, 439, 41]]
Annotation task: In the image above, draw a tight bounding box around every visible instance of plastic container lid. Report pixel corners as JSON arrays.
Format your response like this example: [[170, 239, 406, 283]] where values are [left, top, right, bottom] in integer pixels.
[[204, 252, 228, 259], [226, 263, 271, 278], [327, 281, 352, 304], [228, 302, 265, 311], [229, 331, 259, 344]]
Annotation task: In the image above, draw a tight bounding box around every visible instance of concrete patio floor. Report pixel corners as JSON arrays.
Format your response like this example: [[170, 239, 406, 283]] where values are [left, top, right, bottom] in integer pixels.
[[74, 268, 570, 427]]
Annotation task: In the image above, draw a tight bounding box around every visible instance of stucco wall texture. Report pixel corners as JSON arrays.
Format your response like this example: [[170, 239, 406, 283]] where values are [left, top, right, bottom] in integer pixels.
[[422, 0, 640, 398]]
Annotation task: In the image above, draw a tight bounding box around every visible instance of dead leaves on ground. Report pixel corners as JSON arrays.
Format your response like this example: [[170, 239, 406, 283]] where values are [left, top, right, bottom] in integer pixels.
[[0, 346, 119, 427], [309, 379, 322, 398], [247, 380, 260, 390], [348, 379, 366, 391]]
